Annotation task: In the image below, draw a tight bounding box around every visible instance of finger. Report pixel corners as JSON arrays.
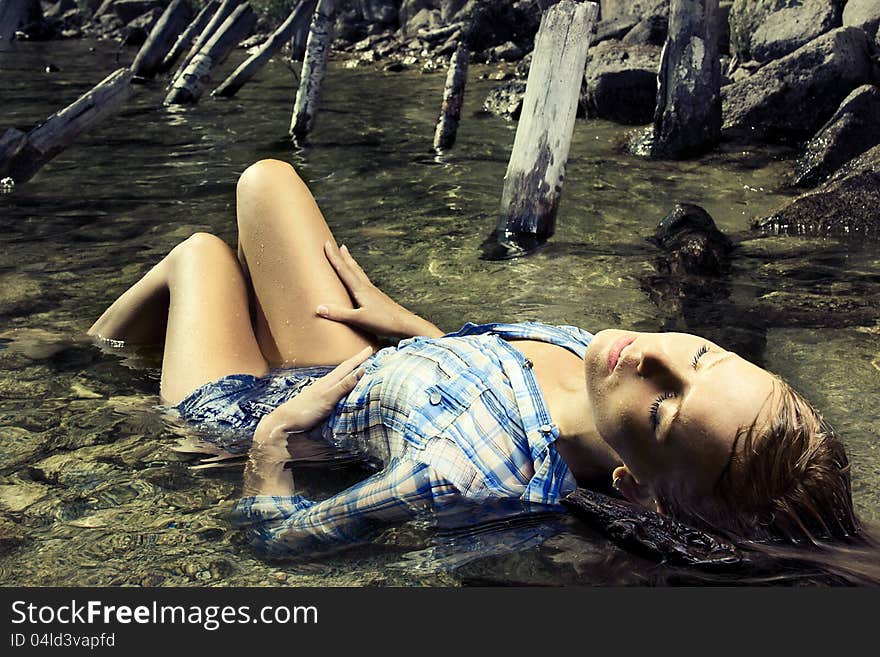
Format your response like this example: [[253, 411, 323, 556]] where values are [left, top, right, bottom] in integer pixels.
[[318, 346, 373, 387], [339, 244, 373, 285], [324, 240, 363, 291], [315, 304, 359, 323]]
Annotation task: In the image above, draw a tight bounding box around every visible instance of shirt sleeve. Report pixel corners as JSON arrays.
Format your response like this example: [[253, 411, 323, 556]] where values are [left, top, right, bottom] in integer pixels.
[[229, 457, 461, 556]]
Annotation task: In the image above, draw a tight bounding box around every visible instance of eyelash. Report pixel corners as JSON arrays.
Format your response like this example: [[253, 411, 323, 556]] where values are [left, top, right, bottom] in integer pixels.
[[649, 345, 710, 429], [649, 392, 676, 429], [692, 344, 710, 369]]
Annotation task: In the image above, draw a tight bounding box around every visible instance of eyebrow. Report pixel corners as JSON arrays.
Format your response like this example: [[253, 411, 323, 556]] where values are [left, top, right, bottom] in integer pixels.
[[663, 352, 735, 438]]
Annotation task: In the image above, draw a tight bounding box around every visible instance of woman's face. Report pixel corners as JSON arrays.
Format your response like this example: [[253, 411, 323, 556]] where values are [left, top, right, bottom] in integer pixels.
[[584, 330, 777, 501]]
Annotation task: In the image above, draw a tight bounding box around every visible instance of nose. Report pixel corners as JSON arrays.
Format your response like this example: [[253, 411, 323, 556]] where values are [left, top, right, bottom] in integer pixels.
[[636, 342, 687, 388]]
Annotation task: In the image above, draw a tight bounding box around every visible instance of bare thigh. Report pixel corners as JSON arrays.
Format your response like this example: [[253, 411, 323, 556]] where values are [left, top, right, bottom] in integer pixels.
[[235, 159, 378, 367]]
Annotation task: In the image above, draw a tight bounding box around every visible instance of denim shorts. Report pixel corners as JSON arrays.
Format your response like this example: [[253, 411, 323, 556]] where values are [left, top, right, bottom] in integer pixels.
[[174, 365, 335, 454]]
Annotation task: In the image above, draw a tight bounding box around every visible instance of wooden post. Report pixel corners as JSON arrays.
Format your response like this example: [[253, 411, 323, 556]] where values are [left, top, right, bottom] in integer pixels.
[[432, 43, 469, 152], [169, 0, 241, 88], [0, 69, 133, 183], [164, 3, 257, 105], [289, 0, 336, 140], [483, 0, 598, 260], [131, 0, 193, 79], [212, 0, 317, 97], [0, 0, 42, 43], [650, 0, 721, 159], [158, 0, 220, 74]]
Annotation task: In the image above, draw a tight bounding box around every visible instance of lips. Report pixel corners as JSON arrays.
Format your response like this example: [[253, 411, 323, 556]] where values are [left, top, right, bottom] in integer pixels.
[[607, 334, 636, 373]]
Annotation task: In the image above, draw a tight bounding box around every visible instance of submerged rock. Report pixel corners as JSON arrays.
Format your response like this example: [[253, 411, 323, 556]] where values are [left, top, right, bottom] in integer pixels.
[[753, 143, 880, 237], [648, 204, 733, 278], [482, 78, 526, 119], [721, 27, 876, 144], [0, 478, 49, 514], [0, 274, 46, 316], [729, 0, 842, 63], [789, 84, 880, 188], [583, 40, 661, 125]]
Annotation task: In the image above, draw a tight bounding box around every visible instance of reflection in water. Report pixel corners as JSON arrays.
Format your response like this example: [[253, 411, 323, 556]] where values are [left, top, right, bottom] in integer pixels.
[[0, 40, 877, 586]]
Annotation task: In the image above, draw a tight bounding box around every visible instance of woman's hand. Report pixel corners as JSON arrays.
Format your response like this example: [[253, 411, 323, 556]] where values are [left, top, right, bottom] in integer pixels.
[[316, 241, 444, 339], [244, 346, 373, 497]]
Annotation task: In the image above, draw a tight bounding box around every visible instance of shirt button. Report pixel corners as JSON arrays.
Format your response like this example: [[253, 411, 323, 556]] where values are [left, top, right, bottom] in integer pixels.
[[539, 424, 553, 434], [523, 358, 533, 369], [429, 391, 442, 405]]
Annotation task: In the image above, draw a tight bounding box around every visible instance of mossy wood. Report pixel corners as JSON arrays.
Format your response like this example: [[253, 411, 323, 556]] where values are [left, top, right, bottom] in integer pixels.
[[164, 3, 257, 105], [486, 0, 598, 260], [0, 69, 134, 183], [432, 43, 469, 152], [289, 0, 336, 139], [131, 0, 194, 79], [158, 0, 221, 74], [212, 0, 318, 98]]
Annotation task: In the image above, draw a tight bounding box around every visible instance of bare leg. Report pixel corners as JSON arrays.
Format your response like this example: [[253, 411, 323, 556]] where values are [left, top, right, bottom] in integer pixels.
[[89, 233, 268, 405], [235, 159, 379, 367]]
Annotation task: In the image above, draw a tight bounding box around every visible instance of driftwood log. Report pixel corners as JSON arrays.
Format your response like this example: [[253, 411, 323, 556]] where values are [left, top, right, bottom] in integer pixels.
[[432, 43, 469, 152], [131, 0, 194, 79], [289, 0, 336, 140], [0, 68, 134, 183], [164, 3, 256, 105], [651, 0, 721, 158], [158, 0, 220, 74], [482, 0, 598, 260], [169, 0, 241, 88], [0, 0, 42, 43], [212, 0, 317, 98]]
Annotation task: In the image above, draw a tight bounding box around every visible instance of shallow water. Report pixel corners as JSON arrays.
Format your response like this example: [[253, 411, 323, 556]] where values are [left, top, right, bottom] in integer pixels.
[[0, 39, 877, 586]]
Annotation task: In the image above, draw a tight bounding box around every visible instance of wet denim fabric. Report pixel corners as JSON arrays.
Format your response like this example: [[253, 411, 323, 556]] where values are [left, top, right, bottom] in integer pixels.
[[174, 365, 334, 454]]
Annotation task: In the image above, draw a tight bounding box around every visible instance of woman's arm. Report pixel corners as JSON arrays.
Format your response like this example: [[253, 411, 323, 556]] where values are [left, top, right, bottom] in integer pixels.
[[316, 241, 445, 339]]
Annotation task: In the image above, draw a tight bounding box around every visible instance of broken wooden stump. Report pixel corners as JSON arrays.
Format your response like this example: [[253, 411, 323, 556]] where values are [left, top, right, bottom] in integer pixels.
[[0, 0, 42, 44], [169, 0, 241, 88], [289, 0, 336, 140], [650, 0, 721, 159], [131, 0, 193, 79], [164, 3, 257, 105], [158, 0, 220, 74], [432, 43, 469, 152], [0, 68, 134, 183], [213, 0, 317, 98], [482, 0, 598, 260]]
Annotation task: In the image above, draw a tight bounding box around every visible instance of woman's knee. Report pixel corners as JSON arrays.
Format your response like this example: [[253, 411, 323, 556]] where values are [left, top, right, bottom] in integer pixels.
[[237, 159, 305, 202], [172, 232, 235, 267]]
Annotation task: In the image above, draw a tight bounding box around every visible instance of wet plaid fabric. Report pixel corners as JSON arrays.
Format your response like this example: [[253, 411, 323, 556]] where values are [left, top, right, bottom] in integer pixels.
[[228, 321, 594, 554]]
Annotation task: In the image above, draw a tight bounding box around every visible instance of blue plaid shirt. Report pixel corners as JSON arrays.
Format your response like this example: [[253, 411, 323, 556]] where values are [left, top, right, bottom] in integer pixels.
[[230, 322, 593, 555]]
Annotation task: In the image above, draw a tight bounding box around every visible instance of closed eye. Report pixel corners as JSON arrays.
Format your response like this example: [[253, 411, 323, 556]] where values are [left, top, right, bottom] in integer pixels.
[[692, 344, 710, 369]]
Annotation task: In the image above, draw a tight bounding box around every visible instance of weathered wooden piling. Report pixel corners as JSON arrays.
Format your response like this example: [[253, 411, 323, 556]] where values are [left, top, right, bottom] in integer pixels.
[[212, 0, 317, 98], [0, 0, 42, 43], [131, 0, 193, 79], [0, 68, 134, 183], [432, 43, 469, 152], [483, 0, 598, 260], [158, 0, 220, 74], [169, 0, 241, 88], [289, 0, 336, 140], [650, 0, 721, 159], [164, 3, 257, 105]]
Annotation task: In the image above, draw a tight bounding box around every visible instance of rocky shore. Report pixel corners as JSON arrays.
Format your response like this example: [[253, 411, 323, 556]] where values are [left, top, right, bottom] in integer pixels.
[[6, 0, 880, 238]]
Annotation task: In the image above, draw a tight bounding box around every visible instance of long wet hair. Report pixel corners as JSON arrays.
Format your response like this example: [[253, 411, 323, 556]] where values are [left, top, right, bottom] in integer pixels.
[[655, 378, 880, 585]]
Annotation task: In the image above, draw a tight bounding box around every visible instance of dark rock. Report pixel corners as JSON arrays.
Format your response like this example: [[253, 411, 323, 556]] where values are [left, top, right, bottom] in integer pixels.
[[648, 203, 733, 277], [599, 0, 659, 22], [621, 0, 668, 47], [492, 40, 522, 61], [482, 78, 526, 119], [583, 40, 661, 125], [121, 5, 161, 46], [729, 0, 843, 63], [721, 27, 876, 144], [843, 0, 880, 37], [44, 0, 77, 19], [593, 15, 639, 44], [790, 85, 880, 188], [111, 0, 161, 25], [753, 143, 880, 237]]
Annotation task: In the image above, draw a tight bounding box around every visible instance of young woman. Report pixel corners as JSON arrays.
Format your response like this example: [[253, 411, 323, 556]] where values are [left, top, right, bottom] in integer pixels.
[[89, 159, 873, 576]]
